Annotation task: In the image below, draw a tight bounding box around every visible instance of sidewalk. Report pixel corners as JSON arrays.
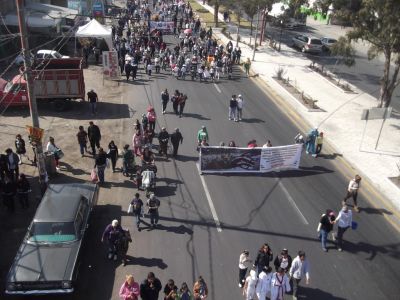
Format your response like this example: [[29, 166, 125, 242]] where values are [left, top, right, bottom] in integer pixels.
[[194, 0, 400, 218]]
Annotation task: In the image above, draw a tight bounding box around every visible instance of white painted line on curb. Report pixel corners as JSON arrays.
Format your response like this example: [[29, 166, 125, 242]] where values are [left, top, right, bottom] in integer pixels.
[[214, 83, 221, 93], [197, 164, 223, 232], [278, 180, 309, 225]]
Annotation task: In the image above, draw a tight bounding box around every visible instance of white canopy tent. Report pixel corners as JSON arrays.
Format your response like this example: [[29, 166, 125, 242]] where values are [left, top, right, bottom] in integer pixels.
[[75, 19, 113, 50]]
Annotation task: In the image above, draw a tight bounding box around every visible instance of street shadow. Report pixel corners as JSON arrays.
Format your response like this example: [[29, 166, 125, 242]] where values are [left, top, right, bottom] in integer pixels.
[[156, 223, 193, 235], [126, 256, 168, 269], [358, 207, 393, 215], [46, 172, 88, 184], [174, 154, 199, 162], [59, 161, 90, 176], [34, 102, 131, 120], [183, 113, 211, 120], [240, 117, 265, 124], [301, 287, 347, 300], [342, 240, 400, 260], [155, 185, 177, 197], [318, 152, 343, 160], [157, 177, 183, 185], [115, 79, 148, 86]]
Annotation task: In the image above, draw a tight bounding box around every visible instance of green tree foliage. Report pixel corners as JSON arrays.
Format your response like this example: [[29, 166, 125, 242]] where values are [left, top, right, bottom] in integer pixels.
[[330, 36, 356, 68], [347, 0, 400, 107]]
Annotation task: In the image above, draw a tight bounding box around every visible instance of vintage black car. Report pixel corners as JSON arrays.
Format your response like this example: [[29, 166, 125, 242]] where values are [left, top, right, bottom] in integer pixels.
[[5, 183, 98, 295]]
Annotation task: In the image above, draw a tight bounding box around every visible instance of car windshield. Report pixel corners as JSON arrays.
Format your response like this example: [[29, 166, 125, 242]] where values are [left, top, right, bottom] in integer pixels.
[[28, 222, 76, 243], [310, 39, 322, 45]]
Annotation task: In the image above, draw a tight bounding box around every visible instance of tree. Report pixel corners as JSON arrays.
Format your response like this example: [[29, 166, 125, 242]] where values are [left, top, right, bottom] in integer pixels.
[[242, 0, 259, 35], [330, 36, 356, 84], [347, 0, 400, 107]]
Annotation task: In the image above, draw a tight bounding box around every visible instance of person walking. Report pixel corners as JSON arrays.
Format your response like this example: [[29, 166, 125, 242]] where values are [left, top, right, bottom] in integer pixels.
[[147, 193, 160, 228], [94, 147, 107, 184], [122, 144, 134, 176], [238, 250, 252, 288], [244, 58, 251, 77], [87, 89, 99, 115], [101, 219, 124, 261], [170, 128, 183, 158], [197, 126, 209, 146], [129, 193, 144, 231], [161, 89, 169, 114], [271, 267, 291, 300], [132, 130, 143, 157], [253, 243, 273, 275], [305, 128, 318, 156], [76, 126, 88, 157], [117, 229, 132, 266], [5, 148, 20, 180], [119, 274, 140, 300], [140, 272, 162, 300], [289, 251, 310, 300], [2, 175, 16, 212], [15, 134, 29, 164], [193, 276, 208, 299], [147, 106, 157, 132], [317, 209, 336, 252], [274, 248, 292, 273], [172, 91, 180, 115], [228, 95, 237, 121], [334, 205, 353, 251], [316, 132, 324, 155], [343, 175, 361, 212], [107, 141, 119, 173], [16, 173, 30, 209], [178, 282, 192, 300], [163, 279, 178, 300], [88, 121, 101, 156], [256, 267, 272, 300], [242, 269, 258, 300], [236, 94, 243, 121], [46, 137, 61, 170], [179, 93, 187, 118]]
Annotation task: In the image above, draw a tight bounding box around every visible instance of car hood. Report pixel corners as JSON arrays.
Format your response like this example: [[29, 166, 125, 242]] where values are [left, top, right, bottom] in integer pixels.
[[0, 78, 8, 92], [8, 241, 80, 283]]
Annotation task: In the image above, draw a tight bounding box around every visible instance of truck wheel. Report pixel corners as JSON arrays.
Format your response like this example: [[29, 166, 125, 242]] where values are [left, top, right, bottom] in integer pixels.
[[53, 100, 68, 112]]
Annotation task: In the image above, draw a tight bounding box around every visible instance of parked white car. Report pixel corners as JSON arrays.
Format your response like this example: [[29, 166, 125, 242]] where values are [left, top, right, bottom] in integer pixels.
[[36, 50, 70, 59]]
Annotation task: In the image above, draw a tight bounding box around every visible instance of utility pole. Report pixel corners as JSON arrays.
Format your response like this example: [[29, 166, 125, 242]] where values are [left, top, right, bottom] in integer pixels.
[[16, 0, 47, 187], [252, 6, 260, 61]]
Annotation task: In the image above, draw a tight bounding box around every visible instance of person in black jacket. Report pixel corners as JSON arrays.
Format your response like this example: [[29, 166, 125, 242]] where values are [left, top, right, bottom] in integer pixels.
[[15, 134, 29, 164], [16, 173, 30, 209], [2, 175, 16, 213], [170, 128, 183, 157], [273, 248, 292, 273], [88, 121, 101, 156], [161, 88, 169, 114], [317, 209, 336, 252], [107, 141, 118, 173], [253, 243, 273, 275], [140, 272, 162, 300], [94, 147, 107, 183]]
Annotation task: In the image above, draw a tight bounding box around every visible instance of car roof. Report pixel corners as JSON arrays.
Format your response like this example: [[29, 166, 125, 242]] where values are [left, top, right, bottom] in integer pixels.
[[33, 183, 96, 223]]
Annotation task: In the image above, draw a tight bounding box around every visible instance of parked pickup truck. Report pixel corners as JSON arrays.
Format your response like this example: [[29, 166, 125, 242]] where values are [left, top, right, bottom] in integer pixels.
[[0, 58, 85, 111]]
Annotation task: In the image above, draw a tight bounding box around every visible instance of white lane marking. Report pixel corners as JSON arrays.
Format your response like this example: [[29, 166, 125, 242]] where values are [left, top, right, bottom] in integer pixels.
[[214, 83, 221, 93], [278, 180, 309, 225], [197, 164, 223, 232]]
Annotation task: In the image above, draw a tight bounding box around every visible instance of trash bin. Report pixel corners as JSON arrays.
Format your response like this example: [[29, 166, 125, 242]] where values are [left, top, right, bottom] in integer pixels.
[[44, 151, 57, 176]]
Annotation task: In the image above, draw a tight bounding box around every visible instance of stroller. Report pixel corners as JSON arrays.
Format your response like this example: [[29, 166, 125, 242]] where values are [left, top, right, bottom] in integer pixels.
[[140, 164, 157, 197]]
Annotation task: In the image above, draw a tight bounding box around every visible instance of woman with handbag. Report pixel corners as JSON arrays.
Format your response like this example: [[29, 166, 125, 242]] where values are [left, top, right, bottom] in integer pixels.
[[47, 137, 62, 170]]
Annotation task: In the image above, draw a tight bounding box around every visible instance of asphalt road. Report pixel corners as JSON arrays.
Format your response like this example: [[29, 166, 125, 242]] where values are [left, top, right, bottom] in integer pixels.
[[1, 33, 400, 300]]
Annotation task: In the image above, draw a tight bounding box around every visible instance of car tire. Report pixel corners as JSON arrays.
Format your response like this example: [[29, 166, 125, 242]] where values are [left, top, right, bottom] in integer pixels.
[[301, 47, 306, 53]]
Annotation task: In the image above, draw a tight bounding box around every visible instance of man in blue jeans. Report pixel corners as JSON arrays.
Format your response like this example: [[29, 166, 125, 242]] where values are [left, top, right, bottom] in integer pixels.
[[317, 210, 335, 252], [147, 194, 160, 228], [130, 193, 144, 231]]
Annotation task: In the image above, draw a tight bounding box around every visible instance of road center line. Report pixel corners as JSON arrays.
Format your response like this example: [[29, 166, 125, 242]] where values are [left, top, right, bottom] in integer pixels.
[[197, 164, 223, 232], [278, 180, 309, 225], [214, 83, 221, 93]]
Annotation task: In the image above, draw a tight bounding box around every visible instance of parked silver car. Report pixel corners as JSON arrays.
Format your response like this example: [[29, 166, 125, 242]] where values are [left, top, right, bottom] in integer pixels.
[[292, 35, 323, 53], [321, 37, 337, 51]]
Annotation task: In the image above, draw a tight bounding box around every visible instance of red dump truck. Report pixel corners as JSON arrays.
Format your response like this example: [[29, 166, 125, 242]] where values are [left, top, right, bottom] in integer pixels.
[[0, 58, 85, 111]]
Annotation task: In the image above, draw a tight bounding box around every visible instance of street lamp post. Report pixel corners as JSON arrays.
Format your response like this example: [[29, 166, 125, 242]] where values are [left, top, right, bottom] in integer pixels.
[[278, 20, 283, 51]]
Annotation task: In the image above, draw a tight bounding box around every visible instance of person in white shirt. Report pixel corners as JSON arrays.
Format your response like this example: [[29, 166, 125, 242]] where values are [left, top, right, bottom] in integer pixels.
[[236, 94, 244, 121], [343, 175, 361, 212], [270, 267, 291, 300], [289, 251, 310, 300], [334, 205, 353, 251], [46, 137, 61, 170], [238, 250, 252, 287], [256, 266, 272, 300], [242, 269, 258, 300]]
